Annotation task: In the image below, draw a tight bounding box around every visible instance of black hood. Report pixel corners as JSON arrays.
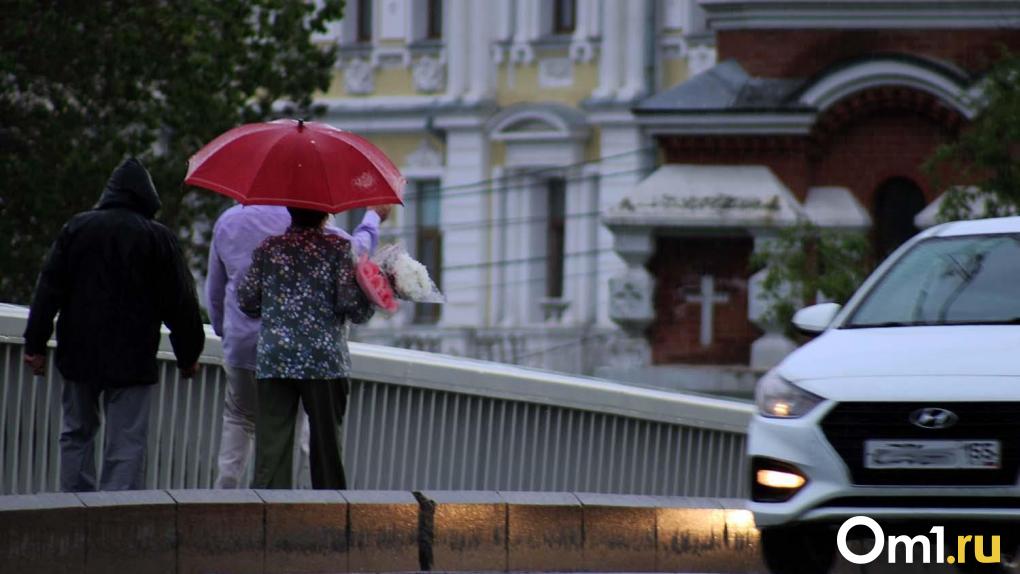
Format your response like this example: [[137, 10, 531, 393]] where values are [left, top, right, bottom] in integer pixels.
[[96, 157, 162, 218]]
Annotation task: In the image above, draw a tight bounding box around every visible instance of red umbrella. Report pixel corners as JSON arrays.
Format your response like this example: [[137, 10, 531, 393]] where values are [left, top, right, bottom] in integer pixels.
[[185, 119, 404, 213]]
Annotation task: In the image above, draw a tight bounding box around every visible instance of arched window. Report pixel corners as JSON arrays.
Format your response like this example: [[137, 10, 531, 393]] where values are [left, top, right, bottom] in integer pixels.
[[873, 177, 927, 260], [487, 104, 591, 323]]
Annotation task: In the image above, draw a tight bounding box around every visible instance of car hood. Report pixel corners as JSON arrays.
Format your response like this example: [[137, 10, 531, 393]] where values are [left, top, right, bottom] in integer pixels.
[[781, 326, 1020, 401]]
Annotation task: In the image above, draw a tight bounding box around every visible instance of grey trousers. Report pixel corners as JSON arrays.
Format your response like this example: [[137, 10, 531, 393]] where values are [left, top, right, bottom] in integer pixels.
[[215, 366, 258, 488], [60, 381, 152, 492]]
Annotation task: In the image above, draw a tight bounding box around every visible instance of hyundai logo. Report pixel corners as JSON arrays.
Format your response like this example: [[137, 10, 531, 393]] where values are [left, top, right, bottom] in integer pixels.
[[909, 408, 958, 430]]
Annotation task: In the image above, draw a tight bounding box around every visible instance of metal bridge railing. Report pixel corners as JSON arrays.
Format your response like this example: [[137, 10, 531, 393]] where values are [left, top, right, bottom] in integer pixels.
[[0, 304, 754, 497]]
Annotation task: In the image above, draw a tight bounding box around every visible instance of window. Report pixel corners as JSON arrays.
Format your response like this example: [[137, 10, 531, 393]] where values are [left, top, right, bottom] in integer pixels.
[[414, 180, 442, 324], [356, 0, 373, 42], [874, 177, 926, 260], [426, 0, 443, 39], [553, 0, 577, 34], [545, 178, 566, 298], [845, 235, 1020, 327]]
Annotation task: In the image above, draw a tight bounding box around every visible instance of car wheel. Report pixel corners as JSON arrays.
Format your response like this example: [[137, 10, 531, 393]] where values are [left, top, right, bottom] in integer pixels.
[[760, 524, 836, 574]]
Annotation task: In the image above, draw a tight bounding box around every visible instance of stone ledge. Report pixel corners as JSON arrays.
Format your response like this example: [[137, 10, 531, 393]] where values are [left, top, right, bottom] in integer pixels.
[[255, 489, 348, 574], [576, 492, 660, 571], [0, 490, 762, 573], [0, 493, 85, 574], [79, 490, 176, 574], [345, 490, 420, 572], [419, 490, 507, 572], [169, 489, 265, 574], [501, 491, 583, 572]]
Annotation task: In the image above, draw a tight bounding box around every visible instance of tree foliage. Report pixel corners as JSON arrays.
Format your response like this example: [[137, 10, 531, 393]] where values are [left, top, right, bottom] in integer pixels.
[[926, 51, 1020, 221], [751, 221, 872, 332], [0, 0, 344, 303]]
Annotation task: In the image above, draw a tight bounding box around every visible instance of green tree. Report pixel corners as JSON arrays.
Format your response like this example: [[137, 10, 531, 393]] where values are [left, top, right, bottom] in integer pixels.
[[751, 221, 871, 332], [926, 51, 1020, 221], [0, 0, 344, 303]]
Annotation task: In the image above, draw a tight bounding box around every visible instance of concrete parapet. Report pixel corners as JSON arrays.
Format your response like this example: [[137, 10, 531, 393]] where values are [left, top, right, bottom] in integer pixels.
[[256, 489, 348, 574], [419, 490, 507, 572], [0, 489, 763, 573], [79, 490, 176, 574], [0, 493, 86, 574], [721, 499, 765, 574], [575, 493, 660, 572], [502, 491, 583, 571], [168, 489, 265, 574], [344, 490, 420, 572], [656, 497, 762, 573]]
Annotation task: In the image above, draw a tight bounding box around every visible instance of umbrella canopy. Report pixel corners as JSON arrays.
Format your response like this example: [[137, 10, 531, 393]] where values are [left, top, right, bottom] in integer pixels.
[[185, 119, 404, 213]]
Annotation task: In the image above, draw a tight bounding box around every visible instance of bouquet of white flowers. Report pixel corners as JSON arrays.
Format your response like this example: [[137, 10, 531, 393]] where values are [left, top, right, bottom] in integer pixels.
[[373, 244, 445, 303]]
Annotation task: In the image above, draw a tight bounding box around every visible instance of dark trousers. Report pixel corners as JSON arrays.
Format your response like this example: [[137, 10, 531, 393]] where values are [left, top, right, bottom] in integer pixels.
[[252, 378, 349, 489], [60, 381, 152, 492]]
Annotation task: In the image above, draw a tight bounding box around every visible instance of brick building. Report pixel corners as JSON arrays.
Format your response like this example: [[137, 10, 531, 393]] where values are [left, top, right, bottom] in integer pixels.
[[601, 0, 1020, 392]]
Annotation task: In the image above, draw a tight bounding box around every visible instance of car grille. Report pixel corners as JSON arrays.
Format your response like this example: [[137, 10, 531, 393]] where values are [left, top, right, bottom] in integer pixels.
[[821, 402, 1020, 486]]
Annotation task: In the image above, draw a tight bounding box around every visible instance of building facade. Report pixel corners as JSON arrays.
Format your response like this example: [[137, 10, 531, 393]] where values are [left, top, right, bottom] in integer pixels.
[[317, 0, 716, 374], [603, 0, 1020, 391]]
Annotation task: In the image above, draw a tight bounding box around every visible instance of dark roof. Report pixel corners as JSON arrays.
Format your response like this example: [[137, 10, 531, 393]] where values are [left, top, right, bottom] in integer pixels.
[[636, 60, 808, 113], [636, 54, 975, 115]]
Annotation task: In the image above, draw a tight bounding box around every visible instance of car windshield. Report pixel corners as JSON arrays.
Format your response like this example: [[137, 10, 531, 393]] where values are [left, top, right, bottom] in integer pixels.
[[845, 234, 1020, 328]]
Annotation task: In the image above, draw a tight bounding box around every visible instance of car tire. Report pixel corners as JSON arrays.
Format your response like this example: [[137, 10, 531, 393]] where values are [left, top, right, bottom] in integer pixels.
[[760, 525, 836, 574]]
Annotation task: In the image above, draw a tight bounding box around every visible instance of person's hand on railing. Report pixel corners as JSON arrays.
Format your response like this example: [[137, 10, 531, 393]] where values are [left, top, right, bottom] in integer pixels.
[[23, 353, 45, 377], [179, 363, 199, 379]]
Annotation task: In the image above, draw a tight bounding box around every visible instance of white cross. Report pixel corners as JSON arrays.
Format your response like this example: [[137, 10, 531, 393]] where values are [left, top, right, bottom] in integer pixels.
[[685, 275, 730, 347]]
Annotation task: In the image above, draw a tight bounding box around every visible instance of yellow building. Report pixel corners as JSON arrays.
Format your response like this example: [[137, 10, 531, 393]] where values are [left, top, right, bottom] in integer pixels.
[[318, 0, 715, 374]]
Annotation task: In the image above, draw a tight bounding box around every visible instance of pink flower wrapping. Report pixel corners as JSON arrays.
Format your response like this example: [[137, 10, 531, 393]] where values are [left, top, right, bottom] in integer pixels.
[[355, 254, 398, 313]]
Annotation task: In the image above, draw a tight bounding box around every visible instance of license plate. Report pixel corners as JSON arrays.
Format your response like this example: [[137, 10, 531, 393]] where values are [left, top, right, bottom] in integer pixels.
[[864, 440, 1001, 469]]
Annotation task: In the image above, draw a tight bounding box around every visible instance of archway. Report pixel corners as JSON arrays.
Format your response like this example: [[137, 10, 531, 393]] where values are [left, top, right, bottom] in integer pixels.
[[873, 177, 927, 259]]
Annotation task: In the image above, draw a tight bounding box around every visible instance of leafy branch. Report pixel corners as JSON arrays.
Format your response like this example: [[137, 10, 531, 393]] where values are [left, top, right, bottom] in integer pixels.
[[0, 0, 345, 303], [925, 50, 1020, 222], [751, 221, 871, 332]]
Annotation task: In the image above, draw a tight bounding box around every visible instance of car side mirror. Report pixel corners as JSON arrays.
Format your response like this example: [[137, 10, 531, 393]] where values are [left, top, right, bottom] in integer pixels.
[[791, 303, 842, 335]]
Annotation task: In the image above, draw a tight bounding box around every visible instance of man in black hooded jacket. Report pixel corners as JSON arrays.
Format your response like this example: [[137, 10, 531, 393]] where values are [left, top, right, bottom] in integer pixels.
[[23, 157, 205, 491]]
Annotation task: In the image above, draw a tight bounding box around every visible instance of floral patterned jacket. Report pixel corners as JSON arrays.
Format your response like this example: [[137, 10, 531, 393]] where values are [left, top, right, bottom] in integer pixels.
[[238, 226, 374, 380]]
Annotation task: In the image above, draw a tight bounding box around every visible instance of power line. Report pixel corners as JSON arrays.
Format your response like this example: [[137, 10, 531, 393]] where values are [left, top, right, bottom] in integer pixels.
[[378, 210, 601, 235], [396, 146, 655, 202], [512, 331, 613, 363], [372, 163, 653, 235], [434, 258, 626, 294], [441, 247, 612, 272], [370, 164, 652, 235]]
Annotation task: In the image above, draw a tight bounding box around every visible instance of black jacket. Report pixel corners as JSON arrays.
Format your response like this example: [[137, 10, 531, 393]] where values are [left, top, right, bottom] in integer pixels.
[[24, 158, 205, 387]]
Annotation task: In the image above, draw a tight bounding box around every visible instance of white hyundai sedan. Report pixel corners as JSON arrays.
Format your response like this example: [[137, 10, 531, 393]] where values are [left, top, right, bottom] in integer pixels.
[[749, 216, 1020, 574]]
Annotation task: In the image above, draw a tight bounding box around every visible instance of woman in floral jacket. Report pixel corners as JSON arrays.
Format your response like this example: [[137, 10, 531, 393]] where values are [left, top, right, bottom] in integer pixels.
[[238, 207, 374, 489]]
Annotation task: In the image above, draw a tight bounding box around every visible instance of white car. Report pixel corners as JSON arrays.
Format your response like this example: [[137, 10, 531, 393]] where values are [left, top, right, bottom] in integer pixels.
[[749, 217, 1020, 574]]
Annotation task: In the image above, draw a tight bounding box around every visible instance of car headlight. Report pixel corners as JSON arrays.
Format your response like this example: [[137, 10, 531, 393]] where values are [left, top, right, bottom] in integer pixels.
[[755, 370, 823, 418]]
